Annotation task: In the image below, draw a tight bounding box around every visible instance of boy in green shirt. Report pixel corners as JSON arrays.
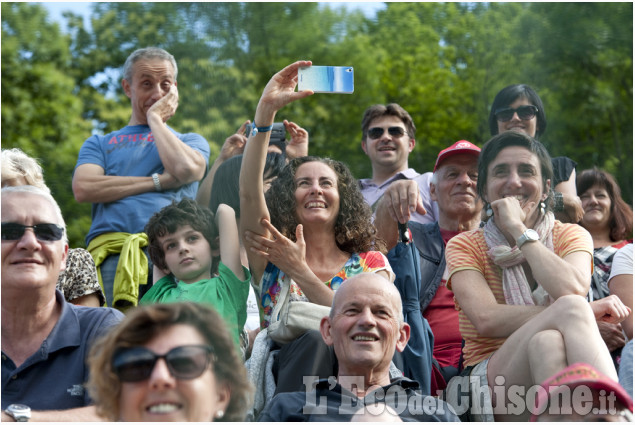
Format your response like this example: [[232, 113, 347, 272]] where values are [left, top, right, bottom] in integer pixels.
[[140, 199, 250, 347]]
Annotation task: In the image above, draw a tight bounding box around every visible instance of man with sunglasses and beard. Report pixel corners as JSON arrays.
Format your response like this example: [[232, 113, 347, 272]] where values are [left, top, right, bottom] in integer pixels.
[[359, 103, 439, 225], [1, 186, 123, 422]]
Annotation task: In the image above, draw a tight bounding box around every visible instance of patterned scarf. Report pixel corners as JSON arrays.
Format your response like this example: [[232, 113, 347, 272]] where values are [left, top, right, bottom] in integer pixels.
[[483, 211, 555, 306]]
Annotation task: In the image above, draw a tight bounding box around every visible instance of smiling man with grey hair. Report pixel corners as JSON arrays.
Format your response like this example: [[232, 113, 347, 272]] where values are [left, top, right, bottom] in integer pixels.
[[1, 186, 123, 422], [258, 273, 458, 421]]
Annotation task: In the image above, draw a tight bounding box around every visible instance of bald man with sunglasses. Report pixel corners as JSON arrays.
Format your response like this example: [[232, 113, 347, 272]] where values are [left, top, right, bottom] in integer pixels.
[[1, 186, 123, 422], [359, 103, 439, 225]]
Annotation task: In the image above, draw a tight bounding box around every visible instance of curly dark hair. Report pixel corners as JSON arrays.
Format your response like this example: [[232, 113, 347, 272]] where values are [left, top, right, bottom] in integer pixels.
[[145, 199, 219, 273], [265, 156, 386, 254], [87, 302, 253, 421], [576, 167, 633, 242]]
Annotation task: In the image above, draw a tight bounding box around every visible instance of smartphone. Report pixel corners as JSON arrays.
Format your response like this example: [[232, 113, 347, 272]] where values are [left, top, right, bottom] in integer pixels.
[[298, 66, 354, 94]]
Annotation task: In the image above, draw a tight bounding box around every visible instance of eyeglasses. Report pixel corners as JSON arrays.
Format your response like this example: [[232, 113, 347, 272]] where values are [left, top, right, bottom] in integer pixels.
[[367, 126, 407, 139], [494, 105, 539, 122], [112, 345, 214, 382], [1, 222, 64, 242]]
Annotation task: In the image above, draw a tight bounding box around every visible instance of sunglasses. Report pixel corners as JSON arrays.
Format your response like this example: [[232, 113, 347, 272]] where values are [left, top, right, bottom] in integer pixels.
[[112, 345, 214, 382], [367, 126, 407, 139], [1, 222, 64, 242], [494, 105, 539, 122]]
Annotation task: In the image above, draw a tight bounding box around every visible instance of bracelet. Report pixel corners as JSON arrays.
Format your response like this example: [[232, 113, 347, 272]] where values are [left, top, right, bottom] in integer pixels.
[[250, 121, 274, 137], [152, 173, 162, 192], [552, 192, 564, 212]]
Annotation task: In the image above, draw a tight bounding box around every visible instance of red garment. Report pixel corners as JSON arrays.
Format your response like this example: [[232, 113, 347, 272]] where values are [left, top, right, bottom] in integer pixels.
[[424, 227, 463, 395]]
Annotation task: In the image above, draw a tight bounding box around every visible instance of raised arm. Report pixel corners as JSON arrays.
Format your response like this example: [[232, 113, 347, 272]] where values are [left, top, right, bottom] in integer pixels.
[[196, 121, 250, 207], [216, 203, 245, 281], [239, 60, 313, 284]]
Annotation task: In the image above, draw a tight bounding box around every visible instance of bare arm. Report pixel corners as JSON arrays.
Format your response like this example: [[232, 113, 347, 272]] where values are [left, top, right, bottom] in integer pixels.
[[244, 220, 334, 306], [609, 273, 633, 339], [491, 197, 591, 298], [216, 204, 245, 281], [451, 269, 545, 338], [239, 60, 314, 285], [196, 121, 249, 207], [146, 85, 206, 184], [283, 120, 309, 159], [73, 164, 179, 203]]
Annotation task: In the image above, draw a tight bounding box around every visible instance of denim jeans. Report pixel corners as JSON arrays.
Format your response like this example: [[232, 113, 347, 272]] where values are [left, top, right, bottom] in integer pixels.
[[618, 339, 633, 398]]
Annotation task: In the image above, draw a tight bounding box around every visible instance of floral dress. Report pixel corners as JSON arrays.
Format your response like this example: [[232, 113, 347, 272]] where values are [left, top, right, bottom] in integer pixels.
[[256, 251, 393, 328]]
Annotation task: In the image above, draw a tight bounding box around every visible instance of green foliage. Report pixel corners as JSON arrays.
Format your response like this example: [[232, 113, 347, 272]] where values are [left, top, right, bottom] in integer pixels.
[[2, 2, 632, 248]]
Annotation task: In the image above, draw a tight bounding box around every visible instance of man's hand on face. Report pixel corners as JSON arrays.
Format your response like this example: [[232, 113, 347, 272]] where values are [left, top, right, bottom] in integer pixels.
[[381, 180, 426, 224], [147, 84, 179, 123]]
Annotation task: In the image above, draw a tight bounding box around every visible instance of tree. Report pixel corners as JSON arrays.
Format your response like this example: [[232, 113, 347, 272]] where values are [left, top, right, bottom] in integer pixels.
[[1, 2, 94, 246]]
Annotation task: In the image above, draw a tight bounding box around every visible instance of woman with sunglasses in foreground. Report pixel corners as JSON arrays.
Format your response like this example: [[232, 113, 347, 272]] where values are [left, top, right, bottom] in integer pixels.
[[87, 302, 252, 422], [488, 84, 584, 224]]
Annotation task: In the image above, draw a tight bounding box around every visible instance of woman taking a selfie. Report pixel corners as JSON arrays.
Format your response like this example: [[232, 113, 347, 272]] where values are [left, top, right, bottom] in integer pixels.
[[239, 61, 393, 394]]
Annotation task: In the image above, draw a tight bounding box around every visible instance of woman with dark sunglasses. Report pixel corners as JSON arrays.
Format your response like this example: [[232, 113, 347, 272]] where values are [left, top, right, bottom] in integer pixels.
[[488, 84, 584, 224], [87, 302, 252, 422]]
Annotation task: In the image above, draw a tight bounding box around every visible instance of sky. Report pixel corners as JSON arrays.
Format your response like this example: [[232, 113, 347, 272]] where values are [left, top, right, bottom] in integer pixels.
[[40, 1, 387, 28]]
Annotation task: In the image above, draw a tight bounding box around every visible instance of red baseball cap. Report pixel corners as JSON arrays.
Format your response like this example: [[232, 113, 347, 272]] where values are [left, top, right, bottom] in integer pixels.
[[433, 140, 481, 172], [530, 362, 633, 421]]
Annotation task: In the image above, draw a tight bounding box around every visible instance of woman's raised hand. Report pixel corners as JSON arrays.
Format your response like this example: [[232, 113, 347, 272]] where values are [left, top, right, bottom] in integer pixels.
[[255, 61, 314, 121]]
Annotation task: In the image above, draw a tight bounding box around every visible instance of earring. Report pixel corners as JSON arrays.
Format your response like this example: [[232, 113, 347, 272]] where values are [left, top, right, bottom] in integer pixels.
[[540, 201, 546, 215], [215, 410, 224, 419], [486, 204, 493, 218]]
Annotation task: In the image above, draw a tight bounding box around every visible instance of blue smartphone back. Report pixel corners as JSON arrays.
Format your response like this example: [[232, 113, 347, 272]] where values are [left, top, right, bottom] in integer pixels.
[[298, 66, 354, 93]]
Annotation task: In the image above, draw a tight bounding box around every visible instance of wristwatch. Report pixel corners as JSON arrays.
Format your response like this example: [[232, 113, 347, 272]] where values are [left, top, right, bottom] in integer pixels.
[[516, 229, 540, 249], [5, 404, 31, 422]]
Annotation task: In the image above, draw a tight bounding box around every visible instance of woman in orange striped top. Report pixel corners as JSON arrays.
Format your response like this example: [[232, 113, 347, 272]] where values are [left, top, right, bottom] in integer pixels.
[[446, 131, 629, 421]]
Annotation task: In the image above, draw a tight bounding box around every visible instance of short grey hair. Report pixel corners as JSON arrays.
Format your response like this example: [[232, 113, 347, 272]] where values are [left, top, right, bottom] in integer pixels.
[[1, 185, 66, 240], [122, 47, 178, 83]]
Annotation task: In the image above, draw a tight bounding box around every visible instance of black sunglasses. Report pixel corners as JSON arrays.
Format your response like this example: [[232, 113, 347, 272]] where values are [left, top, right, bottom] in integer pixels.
[[367, 126, 407, 139], [1, 222, 64, 242], [494, 105, 538, 122], [112, 345, 214, 382]]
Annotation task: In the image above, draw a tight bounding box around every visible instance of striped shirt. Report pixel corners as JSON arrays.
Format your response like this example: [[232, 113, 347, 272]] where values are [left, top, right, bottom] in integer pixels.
[[446, 221, 593, 366]]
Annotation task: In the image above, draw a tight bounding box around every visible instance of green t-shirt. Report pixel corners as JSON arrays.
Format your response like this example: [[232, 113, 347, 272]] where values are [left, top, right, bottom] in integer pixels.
[[140, 261, 251, 343]]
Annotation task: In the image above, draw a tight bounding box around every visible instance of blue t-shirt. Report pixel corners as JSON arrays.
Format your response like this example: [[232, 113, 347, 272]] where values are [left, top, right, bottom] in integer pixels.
[[1, 290, 124, 410], [75, 125, 210, 245]]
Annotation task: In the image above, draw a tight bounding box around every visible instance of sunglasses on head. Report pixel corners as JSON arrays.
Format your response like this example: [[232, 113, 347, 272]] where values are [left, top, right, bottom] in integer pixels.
[[112, 345, 214, 382], [1, 222, 64, 242], [494, 105, 538, 122], [367, 126, 407, 139]]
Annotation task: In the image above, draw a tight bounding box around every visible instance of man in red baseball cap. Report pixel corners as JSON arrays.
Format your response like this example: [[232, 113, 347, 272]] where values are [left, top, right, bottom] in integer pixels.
[[375, 140, 481, 395]]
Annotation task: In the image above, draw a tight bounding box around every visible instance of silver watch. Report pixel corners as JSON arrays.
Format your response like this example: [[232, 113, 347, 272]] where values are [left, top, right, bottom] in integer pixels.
[[6, 404, 30, 422], [517, 229, 539, 249]]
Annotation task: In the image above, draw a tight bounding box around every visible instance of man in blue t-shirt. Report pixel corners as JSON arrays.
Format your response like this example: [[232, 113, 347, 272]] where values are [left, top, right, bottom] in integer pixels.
[[73, 47, 209, 309], [1, 186, 123, 421]]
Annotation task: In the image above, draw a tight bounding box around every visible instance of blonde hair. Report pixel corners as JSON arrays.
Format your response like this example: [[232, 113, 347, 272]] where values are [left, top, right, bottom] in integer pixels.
[[1, 148, 49, 192]]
